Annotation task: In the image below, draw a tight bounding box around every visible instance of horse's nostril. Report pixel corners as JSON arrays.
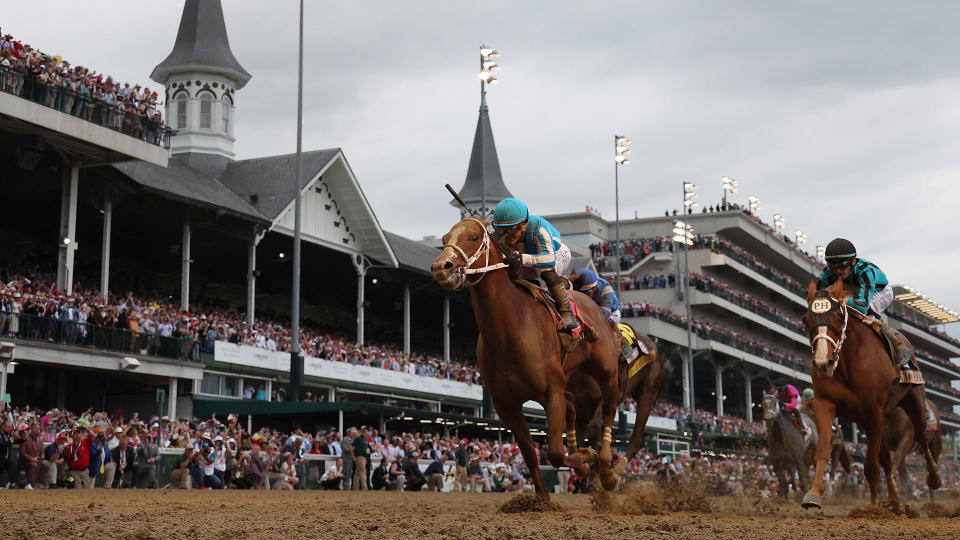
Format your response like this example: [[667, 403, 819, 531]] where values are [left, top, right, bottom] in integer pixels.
[[443, 261, 453, 270]]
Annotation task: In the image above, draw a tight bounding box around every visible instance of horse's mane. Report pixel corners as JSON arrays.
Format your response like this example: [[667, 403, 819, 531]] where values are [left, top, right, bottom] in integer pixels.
[[824, 279, 856, 301]]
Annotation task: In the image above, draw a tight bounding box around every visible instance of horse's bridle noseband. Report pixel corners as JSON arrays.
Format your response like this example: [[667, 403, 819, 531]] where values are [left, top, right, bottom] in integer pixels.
[[441, 217, 509, 288], [809, 294, 849, 367]]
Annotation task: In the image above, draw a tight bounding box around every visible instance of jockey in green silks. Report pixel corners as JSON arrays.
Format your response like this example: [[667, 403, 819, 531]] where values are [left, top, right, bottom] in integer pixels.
[[491, 198, 579, 332], [816, 237, 911, 367]]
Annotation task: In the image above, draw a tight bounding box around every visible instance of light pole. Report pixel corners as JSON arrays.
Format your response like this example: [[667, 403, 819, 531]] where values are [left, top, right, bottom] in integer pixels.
[[748, 196, 761, 215], [477, 45, 501, 220], [289, 0, 305, 402], [614, 135, 631, 292], [795, 230, 807, 247], [672, 220, 695, 411], [683, 181, 698, 215], [773, 214, 785, 235], [721, 176, 737, 209]]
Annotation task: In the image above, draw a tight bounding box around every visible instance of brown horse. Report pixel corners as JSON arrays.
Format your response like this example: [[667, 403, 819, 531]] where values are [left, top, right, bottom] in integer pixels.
[[565, 332, 665, 461], [431, 217, 622, 496], [800, 281, 940, 509], [884, 398, 941, 501]]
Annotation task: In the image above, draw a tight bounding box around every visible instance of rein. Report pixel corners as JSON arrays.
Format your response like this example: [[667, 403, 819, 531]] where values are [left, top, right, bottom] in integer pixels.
[[442, 217, 509, 287], [810, 300, 849, 367]]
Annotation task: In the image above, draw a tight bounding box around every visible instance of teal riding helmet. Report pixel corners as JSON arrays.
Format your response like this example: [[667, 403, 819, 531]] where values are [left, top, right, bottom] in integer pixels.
[[492, 198, 529, 227]]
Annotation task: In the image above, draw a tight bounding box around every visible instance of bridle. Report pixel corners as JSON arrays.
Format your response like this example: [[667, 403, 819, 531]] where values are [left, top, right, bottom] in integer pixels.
[[809, 295, 849, 367], [441, 217, 509, 288]]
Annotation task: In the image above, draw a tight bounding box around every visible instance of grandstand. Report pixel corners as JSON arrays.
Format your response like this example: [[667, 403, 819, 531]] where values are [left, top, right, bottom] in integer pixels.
[[546, 207, 960, 449]]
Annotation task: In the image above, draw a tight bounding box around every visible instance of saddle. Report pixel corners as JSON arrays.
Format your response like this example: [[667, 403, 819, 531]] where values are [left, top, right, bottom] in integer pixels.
[[617, 322, 654, 379], [849, 309, 924, 385], [512, 278, 598, 362]]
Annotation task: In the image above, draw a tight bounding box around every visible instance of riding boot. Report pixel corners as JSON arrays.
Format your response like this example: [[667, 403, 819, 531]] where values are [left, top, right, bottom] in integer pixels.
[[878, 321, 913, 367], [549, 283, 580, 332]]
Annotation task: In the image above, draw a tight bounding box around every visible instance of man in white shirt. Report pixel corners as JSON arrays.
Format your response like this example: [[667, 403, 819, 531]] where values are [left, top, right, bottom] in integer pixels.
[[320, 458, 343, 490]]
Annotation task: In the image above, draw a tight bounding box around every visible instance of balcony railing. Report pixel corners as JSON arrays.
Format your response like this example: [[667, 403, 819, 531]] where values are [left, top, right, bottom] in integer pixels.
[[0, 65, 172, 148], [12, 313, 199, 362]]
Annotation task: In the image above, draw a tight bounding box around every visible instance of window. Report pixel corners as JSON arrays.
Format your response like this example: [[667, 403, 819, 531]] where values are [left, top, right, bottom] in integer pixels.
[[199, 93, 213, 129], [175, 93, 187, 129], [200, 373, 240, 397], [221, 96, 231, 133]]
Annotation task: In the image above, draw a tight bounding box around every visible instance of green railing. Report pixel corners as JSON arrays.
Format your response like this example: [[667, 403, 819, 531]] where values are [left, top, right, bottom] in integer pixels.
[[13, 313, 200, 362]]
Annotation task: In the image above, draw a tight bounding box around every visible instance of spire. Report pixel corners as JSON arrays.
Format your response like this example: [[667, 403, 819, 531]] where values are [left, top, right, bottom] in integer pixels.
[[151, 0, 251, 88], [451, 98, 513, 216]]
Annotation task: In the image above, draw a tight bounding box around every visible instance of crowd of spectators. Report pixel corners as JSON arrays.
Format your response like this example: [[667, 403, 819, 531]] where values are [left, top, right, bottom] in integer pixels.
[[617, 274, 673, 291], [0, 269, 481, 386], [688, 273, 805, 334], [648, 403, 764, 437], [913, 346, 960, 372], [888, 310, 960, 349], [0, 28, 167, 145], [926, 380, 960, 399], [621, 301, 808, 372]]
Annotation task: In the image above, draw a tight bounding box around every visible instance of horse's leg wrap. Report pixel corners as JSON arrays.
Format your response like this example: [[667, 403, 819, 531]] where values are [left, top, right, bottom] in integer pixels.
[[566, 430, 577, 451]]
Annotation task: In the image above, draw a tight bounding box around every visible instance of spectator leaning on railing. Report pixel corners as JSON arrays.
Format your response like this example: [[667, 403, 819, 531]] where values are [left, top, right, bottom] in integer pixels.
[[0, 29, 168, 146]]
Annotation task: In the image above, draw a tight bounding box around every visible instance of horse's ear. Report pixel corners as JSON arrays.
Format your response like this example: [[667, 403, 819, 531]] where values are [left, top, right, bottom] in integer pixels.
[[806, 280, 817, 303]]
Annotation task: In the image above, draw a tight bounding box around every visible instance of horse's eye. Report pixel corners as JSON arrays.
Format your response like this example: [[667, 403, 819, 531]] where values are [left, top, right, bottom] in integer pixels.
[[471, 235, 479, 241]]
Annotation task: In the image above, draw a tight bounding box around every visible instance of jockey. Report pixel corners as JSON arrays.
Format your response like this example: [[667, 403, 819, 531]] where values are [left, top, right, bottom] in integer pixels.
[[773, 379, 805, 437], [571, 269, 633, 360], [799, 388, 814, 418], [492, 198, 578, 332], [816, 238, 911, 367]]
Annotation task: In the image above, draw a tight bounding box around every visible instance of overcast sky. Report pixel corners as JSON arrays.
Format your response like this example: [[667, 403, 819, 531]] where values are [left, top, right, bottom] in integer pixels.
[[5, 1, 960, 338]]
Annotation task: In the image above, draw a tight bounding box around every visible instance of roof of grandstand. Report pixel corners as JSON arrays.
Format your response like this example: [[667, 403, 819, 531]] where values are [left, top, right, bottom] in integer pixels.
[[384, 231, 441, 274]]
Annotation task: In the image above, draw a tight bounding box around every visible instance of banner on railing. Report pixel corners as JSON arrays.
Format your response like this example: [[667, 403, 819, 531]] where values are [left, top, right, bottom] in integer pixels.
[[214, 342, 482, 401]]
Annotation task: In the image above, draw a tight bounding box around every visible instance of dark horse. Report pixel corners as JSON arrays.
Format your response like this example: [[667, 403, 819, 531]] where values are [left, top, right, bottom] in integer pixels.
[[800, 281, 941, 509], [884, 398, 942, 501], [565, 331, 665, 461], [763, 392, 817, 499], [431, 217, 622, 496]]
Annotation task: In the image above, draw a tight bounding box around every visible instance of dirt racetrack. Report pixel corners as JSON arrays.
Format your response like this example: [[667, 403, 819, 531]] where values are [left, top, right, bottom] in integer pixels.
[[2, 489, 960, 539]]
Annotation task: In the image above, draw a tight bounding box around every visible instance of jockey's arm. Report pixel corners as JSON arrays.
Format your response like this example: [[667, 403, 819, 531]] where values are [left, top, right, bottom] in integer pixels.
[[846, 266, 875, 315], [520, 225, 557, 268], [597, 283, 620, 313]]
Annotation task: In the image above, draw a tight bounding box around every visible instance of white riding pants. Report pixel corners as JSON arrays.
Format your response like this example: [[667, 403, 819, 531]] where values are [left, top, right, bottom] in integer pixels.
[[870, 284, 893, 314]]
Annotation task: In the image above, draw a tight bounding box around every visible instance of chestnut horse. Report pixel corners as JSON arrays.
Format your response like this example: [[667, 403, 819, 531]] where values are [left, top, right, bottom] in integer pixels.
[[431, 217, 622, 495], [884, 398, 941, 501], [565, 332, 665, 460], [800, 280, 940, 509]]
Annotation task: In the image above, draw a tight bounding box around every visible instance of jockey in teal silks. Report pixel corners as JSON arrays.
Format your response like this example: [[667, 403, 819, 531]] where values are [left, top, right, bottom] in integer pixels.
[[571, 269, 634, 360], [491, 198, 579, 332], [816, 237, 911, 367]]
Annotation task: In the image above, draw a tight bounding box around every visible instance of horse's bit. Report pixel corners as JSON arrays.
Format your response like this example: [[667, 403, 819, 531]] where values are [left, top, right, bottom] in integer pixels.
[[441, 217, 508, 287]]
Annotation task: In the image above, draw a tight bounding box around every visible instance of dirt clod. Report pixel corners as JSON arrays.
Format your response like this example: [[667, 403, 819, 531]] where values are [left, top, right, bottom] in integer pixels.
[[847, 505, 899, 519], [497, 493, 561, 513]]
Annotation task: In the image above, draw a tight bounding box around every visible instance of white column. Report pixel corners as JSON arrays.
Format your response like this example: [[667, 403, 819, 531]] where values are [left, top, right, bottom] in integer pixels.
[[100, 194, 112, 300], [247, 415, 253, 434], [356, 266, 366, 345], [338, 409, 344, 434], [443, 296, 450, 362], [743, 368, 754, 423], [403, 285, 411, 356], [265, 380, 273, 402], [181, 220, 191, 310], [57, 165, 80, 294], [681, 349, 691, 409], [851, 422, 859, 445], [167, 377, 178, 420], [327, 387, 335, 403], [246, 236, 257, 324], [715, 361, 725, 417]]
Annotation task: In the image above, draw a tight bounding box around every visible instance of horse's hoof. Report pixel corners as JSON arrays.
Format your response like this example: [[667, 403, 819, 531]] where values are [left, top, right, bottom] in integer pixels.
[[800, 493, 822, 509], [600, 471, 618, 491], [928, 474, 942, 491]]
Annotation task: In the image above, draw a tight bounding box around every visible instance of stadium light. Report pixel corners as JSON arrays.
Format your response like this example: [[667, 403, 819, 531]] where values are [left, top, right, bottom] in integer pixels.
[[816, 245, 825, 260], [795, 230, 807, 244], [773, 214, 785, 231], [721, 176, 738, 207], [683, 182, 697, 211], [614, 133, 631, 296], [748, 196, 760, 213]]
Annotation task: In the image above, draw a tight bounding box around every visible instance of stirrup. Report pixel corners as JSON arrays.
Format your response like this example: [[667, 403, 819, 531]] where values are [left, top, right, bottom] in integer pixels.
[[559, 313, 579, 332]]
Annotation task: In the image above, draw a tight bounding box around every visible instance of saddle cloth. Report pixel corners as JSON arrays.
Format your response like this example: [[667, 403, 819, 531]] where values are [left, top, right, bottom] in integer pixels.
[[851, 311, 924, 385], [617, 323, 654, 379], [926, 402, 939, 432]]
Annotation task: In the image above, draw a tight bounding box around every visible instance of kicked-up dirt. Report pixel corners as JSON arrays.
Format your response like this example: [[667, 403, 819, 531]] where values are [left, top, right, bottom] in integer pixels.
[[2, 489, 960, 539]]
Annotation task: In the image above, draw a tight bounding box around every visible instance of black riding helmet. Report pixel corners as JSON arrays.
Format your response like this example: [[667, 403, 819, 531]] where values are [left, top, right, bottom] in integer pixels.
[[824, 238, 856, 268], [773, 378, 789, 390]]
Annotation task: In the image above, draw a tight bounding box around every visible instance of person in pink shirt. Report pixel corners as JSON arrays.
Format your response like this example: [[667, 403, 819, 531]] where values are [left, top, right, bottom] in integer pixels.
[[772, 379, 804, 436]]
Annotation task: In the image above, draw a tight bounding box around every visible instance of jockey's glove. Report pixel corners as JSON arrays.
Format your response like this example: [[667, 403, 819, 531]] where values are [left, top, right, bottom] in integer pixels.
[[504, 251, 522, 269]]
